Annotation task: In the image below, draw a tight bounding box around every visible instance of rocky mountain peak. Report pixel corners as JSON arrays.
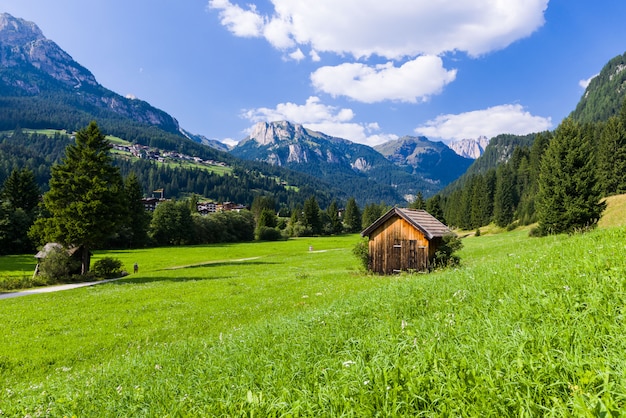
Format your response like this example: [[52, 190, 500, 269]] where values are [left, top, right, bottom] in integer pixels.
[[448, 136, 490, 159], [0, 12, 98, 91], [246, 121, 308, 146], [0, 13, 44, 45]]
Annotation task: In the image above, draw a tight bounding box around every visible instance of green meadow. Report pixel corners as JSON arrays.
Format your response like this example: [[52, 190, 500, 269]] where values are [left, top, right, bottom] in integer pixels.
[[1, 227, 626, 416]]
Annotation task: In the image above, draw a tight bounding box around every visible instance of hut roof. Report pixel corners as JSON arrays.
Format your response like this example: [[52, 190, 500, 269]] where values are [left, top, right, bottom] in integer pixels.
[[361, 207, 451, 240], [34, 243, 64, 260], [34, 243, 82, 259]]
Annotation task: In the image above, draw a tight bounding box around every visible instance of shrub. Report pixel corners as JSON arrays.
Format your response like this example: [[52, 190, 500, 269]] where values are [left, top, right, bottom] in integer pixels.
[[352, 237, 370, 271], [256, 226, 283, 241], [92, 257, 123, 279], [432, 233, 463, 269], [38, 247, 81, 283]]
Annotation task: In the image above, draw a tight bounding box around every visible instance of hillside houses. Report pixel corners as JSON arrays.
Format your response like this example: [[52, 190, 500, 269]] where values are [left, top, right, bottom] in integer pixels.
[[111, 143, 228, 168], [140, 197, 246, 214]]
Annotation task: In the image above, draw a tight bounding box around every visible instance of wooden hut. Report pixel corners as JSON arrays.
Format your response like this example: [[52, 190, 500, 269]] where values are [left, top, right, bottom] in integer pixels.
[[361, 208, 452, 274]]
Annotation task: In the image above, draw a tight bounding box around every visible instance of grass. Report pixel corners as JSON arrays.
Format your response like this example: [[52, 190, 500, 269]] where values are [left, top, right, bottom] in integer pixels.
[[599, 193, 626, 228], [1, 194, 625, 415], [1, 227, 626, 416]]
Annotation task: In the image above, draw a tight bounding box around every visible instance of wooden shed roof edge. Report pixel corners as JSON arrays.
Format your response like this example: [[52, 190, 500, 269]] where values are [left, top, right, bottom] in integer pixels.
[[360, 207, 451, 240]]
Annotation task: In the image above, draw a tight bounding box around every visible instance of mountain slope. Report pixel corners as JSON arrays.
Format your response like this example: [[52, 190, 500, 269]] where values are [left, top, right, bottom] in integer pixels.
[[570, 51, 626, 124], [374, 136, 473, 185], [0, 13, 346, 207], [0, 13, 181, 134]]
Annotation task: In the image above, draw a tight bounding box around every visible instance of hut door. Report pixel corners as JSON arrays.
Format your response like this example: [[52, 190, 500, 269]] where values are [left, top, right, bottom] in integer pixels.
[[408, 241, 428, 271], [391, 239, 402, 273]]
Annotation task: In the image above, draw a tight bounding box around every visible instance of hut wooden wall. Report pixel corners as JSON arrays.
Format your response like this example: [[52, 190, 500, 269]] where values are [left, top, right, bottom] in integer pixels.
[[367, 216, 430, 274]]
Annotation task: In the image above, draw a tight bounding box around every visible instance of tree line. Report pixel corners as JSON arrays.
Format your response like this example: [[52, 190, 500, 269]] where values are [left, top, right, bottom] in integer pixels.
[[0, 122, 396, 274], [433, 102, 626, 234]]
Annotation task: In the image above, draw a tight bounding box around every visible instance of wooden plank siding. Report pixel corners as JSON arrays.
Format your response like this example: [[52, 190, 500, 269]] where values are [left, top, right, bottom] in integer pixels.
[[368, 216, 430, 274], [362, 208, 452, 275]]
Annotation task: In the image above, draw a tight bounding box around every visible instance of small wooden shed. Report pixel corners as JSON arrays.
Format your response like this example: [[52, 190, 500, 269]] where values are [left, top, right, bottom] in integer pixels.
[[361, 207, 452, 274]]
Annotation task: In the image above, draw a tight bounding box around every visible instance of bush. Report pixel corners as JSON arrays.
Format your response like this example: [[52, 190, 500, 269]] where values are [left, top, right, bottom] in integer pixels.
[[352, 237, 370, 271], [92, 257, 123, 279], [432, 233, 463, 269], [38, 247, 81, 283], [256, 226, 283, 241]]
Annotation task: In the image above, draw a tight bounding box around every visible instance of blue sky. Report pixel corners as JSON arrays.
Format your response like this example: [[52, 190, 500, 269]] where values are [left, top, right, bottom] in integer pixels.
[[3, 1, 626, 147]]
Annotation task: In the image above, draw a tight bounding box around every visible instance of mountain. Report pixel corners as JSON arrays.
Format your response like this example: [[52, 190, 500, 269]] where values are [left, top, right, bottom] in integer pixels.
[[231, 121, 464, 203], [0, 13, 181, 134], [448, 136, 490, 159], [570, 51, 626, 124], [0, 13, 345, 208], [180, 129, 231, 152], [374, 136, 473, 185]]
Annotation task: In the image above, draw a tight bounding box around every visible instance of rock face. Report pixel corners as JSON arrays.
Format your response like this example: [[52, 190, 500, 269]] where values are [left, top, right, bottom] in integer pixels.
[[0, 13, 98, 92], [448, 136, 490, 159], [0, 12, 180, 133]]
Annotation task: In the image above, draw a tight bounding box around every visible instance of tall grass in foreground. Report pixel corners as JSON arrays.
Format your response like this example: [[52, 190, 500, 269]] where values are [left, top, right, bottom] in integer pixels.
[[2, 229, 626, 416]]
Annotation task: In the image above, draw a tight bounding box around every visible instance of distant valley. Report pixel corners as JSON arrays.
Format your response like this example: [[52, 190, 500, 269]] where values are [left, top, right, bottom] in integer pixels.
[[0, 11, 492, 205]]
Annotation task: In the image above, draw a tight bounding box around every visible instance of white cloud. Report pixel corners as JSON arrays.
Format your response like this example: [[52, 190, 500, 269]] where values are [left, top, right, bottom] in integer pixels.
[[208, 0, 548, 58], [288, 48, 305, 61], [579, 74, 598, 89], [222, 138, 239, 147], [241, 96, 397, 146], [311, 56, 457, 103], [208, 0, 264, 37], [208, 0, 547, 103], [414, 104, 553, 141]]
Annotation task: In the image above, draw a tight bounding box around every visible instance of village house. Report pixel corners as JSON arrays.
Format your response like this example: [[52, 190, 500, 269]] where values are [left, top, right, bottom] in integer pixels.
[[361, 207, 452, 274]]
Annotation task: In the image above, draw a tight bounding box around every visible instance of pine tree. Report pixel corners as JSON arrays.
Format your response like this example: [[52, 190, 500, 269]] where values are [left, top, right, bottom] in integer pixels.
[[31, 121, 126, 274], [302, 195, 322, 235], [410, 192, 426, 210], [123, 172, 151, 248], [1, 168, 40, 214], [343, 197, 362, 233], [597, 103, 626, 195], [326, 200, 343, 234], [470, 174, 491, 228], [536, 118, 605, 234], [493, 165, 516, 227], [425, 195, 446, 224]]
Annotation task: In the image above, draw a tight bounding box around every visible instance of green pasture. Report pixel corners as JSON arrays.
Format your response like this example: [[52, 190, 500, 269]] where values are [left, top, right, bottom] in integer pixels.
[[2, 228, 626, 415]]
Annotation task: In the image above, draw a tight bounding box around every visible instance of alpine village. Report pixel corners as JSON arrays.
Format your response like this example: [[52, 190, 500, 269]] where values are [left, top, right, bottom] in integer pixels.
[[1, 10, 626, 417]]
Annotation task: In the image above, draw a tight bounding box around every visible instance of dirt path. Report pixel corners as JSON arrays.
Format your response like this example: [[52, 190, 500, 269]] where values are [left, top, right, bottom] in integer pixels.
[[0, 277, 124, 300]]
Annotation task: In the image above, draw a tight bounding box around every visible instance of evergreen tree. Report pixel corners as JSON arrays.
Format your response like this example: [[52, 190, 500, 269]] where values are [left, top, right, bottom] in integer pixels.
[[343, 197, 362, 233], [251, 195, 276, 221], [325, 200, 343, 235], [361, 202, 387, 229], [0, 168, 40, 254], [425, 195, 446, 224], [123, 172, 151, 247], [302, 196, 322, 235], [536, 118, 605, 234], [1, 168, 40, 214], [470, 174, 491, 228], [493, 165, 516, 227], [597, 105, 626, 195], [31, 121, 126, 274], [410, 192, 426, 210]]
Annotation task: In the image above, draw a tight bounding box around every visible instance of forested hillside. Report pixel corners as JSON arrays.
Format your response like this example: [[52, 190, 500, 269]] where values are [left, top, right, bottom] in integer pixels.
[[0, 128, 338, 208], [430, 51, 626, 232], [570, 51, 626, 124]]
